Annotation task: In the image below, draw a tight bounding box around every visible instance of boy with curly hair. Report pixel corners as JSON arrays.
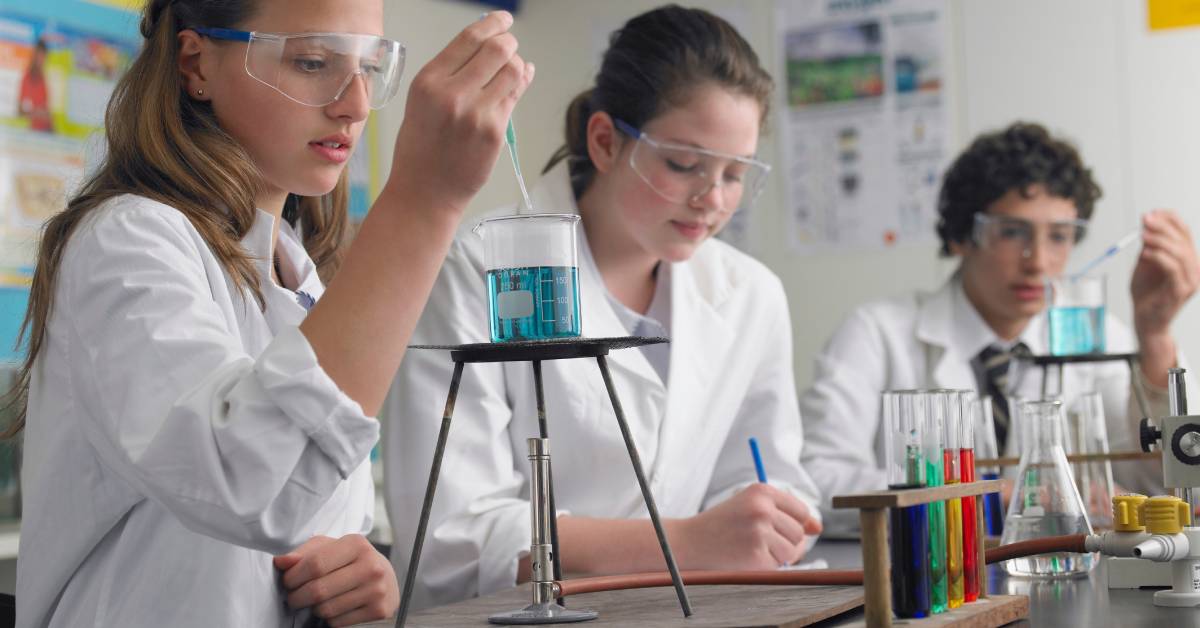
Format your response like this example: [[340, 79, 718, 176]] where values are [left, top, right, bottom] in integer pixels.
[[800, 122, 1200, 530]]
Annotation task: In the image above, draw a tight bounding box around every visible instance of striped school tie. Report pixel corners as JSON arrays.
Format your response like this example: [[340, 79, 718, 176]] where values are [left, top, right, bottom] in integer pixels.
[[295, 290, 316, 311], [976, 343, 1030, 452]]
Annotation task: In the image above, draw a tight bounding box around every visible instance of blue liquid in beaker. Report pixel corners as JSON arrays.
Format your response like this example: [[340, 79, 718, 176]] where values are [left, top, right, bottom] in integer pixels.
[[1048, 306, 1106, 355], [487, 266, 581, 342]]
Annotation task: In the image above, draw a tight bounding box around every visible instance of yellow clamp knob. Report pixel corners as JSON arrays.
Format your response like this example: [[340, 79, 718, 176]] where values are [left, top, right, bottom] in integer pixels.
[[1112, 494, 1148, 532], [1141, 496, 1192, 535]]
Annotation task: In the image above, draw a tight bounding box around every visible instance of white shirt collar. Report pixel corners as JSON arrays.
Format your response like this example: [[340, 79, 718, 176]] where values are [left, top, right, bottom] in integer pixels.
[[239, 208, 326, 304], [950, 272, 1045, 357]]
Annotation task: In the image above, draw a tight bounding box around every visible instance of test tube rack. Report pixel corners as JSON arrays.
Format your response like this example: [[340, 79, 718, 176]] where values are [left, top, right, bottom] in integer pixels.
[[832, 479, 1028, 628]]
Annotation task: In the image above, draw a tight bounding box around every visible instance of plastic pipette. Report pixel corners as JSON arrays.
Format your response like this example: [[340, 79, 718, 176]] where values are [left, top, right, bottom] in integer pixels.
[[475, 13, 534, 214], [1072, 229, 1140, 278], [506, 119, 534, 213]]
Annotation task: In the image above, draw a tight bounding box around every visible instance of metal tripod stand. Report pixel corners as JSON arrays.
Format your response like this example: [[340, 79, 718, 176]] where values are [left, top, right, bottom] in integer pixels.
[[395, 337, 691, 627]]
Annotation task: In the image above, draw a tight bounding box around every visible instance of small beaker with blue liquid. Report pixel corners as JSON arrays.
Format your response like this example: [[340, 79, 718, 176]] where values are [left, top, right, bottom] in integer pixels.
[[1047, 274, 1105, 356], [474, 214, 582, 343]]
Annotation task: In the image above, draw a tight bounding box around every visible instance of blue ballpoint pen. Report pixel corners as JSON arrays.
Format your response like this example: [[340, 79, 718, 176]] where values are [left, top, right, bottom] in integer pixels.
[[749, 437, 768, 483]]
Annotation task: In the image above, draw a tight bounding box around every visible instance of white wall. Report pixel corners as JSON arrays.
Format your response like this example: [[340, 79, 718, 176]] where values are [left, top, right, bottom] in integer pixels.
[[380, 0, 1200, 392]]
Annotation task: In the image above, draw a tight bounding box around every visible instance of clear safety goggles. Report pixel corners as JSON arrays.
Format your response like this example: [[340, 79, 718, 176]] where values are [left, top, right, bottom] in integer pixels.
[[192, 27, 405, 109], [972, 213, 1088, 259], [614, 118, 771, 213]]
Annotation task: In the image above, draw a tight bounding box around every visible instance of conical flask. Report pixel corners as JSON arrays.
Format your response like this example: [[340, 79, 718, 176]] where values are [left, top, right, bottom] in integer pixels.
[[1000, 399, 1095, 578]]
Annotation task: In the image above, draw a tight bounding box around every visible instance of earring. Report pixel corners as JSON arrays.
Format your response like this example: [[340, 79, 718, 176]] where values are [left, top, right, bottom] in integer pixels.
[[197, 89, 204, 96]]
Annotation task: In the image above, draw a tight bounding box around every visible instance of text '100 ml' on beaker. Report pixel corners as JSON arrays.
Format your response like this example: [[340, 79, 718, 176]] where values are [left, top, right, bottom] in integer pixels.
[[474, 214, 583, 342]]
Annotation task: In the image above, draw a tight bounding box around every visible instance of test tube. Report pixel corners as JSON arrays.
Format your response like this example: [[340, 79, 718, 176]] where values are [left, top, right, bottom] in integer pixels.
[[976, 396, 1004, 535], [941, 391, 965, 609], [924, 391, 948, 614], [959, 391, 979, 603], [886, 391, 930, 619]]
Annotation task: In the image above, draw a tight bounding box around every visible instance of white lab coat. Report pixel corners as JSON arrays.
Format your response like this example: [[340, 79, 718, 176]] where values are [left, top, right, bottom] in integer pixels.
[[384, 163, 821, 608], [17, 195, 377, 628], [800, 275, 1177, 532]]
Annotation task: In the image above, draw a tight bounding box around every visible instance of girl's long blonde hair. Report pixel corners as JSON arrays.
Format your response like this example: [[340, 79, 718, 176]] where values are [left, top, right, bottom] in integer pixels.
[[2, 0, 350, 437]]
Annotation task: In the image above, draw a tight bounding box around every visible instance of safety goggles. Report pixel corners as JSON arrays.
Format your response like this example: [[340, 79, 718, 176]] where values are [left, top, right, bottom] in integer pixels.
[[613, 118, 771, 213], [192, 27, 405, 109], [972, 213, 1088, 259]]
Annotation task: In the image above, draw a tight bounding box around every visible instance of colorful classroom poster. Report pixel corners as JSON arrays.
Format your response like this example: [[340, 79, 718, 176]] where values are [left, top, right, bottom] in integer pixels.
[[1148, 0, 1200, 32], [0, 1, 139, 362], [776, 0, 951, 254], [0, 1, 381, 361]]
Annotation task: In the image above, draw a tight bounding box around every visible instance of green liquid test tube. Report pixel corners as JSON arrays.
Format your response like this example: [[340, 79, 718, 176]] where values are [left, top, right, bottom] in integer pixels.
[[926, 455, 947, 614]]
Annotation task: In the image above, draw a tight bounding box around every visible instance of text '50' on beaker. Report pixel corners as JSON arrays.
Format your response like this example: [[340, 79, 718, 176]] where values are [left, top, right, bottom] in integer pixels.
[[1046, 275, 1105, 356], [474, 214, 582, 343]]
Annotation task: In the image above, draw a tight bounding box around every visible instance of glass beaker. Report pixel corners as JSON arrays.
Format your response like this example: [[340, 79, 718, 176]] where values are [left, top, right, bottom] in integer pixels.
[[1067, 392, 1115, 530], [1000, 400, 1094, 578], [1047, 274, 1106, 356], [473, 214, 582, 343]]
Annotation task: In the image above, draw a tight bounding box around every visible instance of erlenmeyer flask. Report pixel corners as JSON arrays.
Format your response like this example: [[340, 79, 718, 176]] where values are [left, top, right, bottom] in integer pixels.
[[1000, 400, 1095, 577], [1067, 392, 1115, 529]]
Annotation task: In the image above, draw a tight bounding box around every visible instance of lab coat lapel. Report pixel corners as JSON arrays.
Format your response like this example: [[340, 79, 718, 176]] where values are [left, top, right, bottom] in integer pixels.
[[650, 258, 734, 498], [239, 210, 308, 331], [916, 279, 975, 390]]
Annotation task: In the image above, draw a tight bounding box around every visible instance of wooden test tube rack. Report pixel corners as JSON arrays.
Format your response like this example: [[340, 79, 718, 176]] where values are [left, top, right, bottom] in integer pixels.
[[832, 479, 1029, 628]]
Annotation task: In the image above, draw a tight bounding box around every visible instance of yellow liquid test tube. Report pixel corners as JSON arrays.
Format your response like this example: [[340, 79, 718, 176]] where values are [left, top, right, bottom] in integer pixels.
[[941, 392, 967, 608], [944, 475, 965, 608]]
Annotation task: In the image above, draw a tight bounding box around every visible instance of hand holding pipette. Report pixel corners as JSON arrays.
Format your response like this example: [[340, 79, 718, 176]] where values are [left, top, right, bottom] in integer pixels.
[[1129, 209, 1200, 388], [479, 12, 535, 214]]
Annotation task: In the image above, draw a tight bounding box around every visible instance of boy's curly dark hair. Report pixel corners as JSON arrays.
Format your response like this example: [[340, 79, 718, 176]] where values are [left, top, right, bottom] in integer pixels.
[[935, 122, 1102, 257]]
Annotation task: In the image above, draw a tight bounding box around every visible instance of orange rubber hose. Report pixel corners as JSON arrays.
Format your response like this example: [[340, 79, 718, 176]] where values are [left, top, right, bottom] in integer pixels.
[[555, 570, 864, 597], [552, 533, 1090, 597]]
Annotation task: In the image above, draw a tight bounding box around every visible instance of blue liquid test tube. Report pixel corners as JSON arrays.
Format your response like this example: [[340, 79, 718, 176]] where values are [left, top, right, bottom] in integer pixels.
[[975, 395, 1004, 536], [885, 392, 931, 618]]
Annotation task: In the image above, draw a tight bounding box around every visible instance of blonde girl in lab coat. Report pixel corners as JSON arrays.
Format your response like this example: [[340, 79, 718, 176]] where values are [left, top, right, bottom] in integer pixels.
[[4, 1, 532, 626], [385, 4, 823, 609]]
